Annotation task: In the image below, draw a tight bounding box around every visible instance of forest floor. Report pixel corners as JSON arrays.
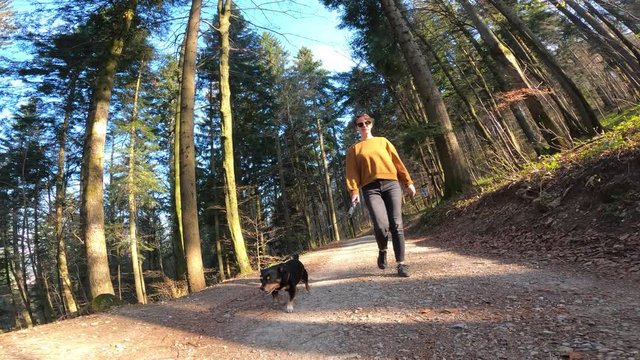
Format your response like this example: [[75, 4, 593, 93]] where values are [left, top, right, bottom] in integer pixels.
[[1, 117, 640, 359]]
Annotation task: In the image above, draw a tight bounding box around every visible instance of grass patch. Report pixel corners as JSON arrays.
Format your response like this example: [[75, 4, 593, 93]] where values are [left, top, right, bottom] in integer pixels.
[[520, 105, 639, 179], [600, 104, 640, 128]]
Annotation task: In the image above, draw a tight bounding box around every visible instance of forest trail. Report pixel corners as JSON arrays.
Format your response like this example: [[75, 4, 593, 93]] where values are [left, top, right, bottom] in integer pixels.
[[1, 234, 639, 359]]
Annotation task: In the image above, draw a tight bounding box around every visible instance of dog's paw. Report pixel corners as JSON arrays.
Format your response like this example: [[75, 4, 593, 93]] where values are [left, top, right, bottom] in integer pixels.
[[286, 302, 294, 313]]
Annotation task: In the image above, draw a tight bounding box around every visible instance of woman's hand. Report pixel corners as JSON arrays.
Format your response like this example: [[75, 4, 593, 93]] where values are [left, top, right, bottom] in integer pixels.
[[351, 194, 360, 204], [405, 184, 416, 197]]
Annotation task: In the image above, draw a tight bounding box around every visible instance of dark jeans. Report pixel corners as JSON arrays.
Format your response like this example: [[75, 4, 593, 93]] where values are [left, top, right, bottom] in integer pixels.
[[362, 179, 405, 263]]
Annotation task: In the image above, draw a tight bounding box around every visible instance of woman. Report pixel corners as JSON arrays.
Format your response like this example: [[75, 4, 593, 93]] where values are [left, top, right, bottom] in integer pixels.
[[345, 113, 416, 277]]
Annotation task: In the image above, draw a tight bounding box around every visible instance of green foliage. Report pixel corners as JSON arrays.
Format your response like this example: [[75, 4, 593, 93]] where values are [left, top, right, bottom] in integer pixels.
[[600, 104, 640, 128], [580, 109, 640, 159], [516, 106, 640, 181]]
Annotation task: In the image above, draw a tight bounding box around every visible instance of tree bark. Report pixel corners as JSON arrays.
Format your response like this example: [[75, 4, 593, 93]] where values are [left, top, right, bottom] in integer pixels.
[[81, 0, 137, 299], [11, 207, 32, 328], [2, 230, 20, 329], [172, 37, 187, 281], [128, 59, 147, 304], [179, 0, 207, 292], [218, 0, 252, 275], [317, 118, 340, 242], [56, 72, 78, 314], [380, 0, 471, 197], [32, 186, 54, 322]]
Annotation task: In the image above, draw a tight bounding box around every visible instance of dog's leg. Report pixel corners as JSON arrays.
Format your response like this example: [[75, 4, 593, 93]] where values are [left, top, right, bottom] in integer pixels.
[[286, 287, 296, 313], [271, 291, 280, 306]]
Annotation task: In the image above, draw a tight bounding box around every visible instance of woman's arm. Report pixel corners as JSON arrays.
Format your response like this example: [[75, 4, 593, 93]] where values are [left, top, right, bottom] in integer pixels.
[[385, 139, 413, 189], [345, 146, 361, 202]]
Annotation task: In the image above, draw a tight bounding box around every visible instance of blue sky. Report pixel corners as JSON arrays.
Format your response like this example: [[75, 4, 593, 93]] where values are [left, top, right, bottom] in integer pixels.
[[1, 0, 356, 120], [7, 0, 355, 72], [235, 0, 356, 72]]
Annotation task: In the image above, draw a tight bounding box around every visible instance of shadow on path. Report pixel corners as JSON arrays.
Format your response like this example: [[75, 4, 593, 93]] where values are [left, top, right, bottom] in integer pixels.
[[2, 236, 639, 359]]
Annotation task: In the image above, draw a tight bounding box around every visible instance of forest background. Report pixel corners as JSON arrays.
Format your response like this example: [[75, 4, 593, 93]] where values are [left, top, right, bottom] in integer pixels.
[[0, 0, 637, 331]]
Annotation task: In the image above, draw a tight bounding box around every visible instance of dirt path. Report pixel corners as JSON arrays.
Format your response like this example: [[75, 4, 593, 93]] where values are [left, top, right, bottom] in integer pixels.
[[1, 235, 639, 359]]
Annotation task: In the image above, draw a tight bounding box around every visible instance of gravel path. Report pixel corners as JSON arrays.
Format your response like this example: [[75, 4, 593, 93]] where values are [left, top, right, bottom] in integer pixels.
[[1, 235, 639, 359]]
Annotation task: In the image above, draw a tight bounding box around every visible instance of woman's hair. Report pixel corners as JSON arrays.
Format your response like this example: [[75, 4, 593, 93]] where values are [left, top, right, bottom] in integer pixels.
[[352, 113, 375, 127]]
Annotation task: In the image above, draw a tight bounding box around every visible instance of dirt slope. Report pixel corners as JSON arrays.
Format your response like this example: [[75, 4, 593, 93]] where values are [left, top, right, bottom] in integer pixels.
[[1, 232, 639, 359], [423, 146, 640, 280]]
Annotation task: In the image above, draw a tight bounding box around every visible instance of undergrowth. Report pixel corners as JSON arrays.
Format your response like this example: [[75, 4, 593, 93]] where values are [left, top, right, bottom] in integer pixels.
[[416, 105, 640, 224], [486, 105, 639, 190]]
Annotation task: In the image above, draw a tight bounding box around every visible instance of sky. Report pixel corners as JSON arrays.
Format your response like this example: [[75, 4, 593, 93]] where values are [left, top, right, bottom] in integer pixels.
[[234, 0, 356, 73], [7, 0, 355, 72], [1, 0, 356, 120]]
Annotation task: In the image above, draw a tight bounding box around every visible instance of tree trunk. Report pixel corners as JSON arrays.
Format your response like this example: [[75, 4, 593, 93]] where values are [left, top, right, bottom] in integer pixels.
[[487, 0, 603, 133], [172, 37, 187, 281], [215, 218, 225, 281], [317, 118, 340, 242], [128, 60, 147, 304], [416, 31, 505, 159], [56, 72, 78, 314], [380, 0, 471, 197], [218, 0, 252, 275], [11, 207, 32, 328], [547, 0, 640, 87], [179, 0, 206, 292], [81, 0, 137, 299], [582, 1, 640, 61], [453, 41, 529, 160], [460, 0, 571, 151], [453, 23, 548, 154], [2, 230, 20, 329], [275, 128, 291, 224], [206, 81, 225, 282], [33, 186, 54, 322], [591, 0, 640, 33], [501, 28, 587, 137]]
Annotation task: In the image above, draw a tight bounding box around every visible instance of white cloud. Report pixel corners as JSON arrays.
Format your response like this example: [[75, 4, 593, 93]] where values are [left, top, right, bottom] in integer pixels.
[[311, 44, 355, 73]]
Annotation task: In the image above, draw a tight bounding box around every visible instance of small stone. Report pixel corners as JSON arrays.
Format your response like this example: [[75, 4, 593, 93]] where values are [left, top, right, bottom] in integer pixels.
[[557, 345, 573, 354]]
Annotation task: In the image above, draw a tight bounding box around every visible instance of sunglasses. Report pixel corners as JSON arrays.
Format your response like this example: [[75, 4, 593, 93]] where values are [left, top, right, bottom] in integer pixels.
[[356, 120, 372, 128]]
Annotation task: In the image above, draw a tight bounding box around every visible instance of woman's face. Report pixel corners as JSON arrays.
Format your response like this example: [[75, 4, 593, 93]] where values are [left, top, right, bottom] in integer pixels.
[[355, 117, 372, 137]]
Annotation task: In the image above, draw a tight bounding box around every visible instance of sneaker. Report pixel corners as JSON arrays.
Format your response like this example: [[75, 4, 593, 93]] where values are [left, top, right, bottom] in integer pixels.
[[377, 250, 387, 270], [397, 263, 410, 277]]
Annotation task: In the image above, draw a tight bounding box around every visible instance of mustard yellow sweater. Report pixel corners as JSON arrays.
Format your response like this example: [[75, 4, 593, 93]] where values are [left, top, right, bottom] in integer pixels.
[[345, 137, 413, 196]]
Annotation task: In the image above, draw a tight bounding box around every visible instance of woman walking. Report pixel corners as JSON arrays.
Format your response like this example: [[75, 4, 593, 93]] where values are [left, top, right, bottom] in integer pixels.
[[345, 113, 416, 277]]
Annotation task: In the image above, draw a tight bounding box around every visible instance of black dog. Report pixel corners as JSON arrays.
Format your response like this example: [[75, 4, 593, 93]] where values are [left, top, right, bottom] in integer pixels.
[[259, 254, 310, 313]]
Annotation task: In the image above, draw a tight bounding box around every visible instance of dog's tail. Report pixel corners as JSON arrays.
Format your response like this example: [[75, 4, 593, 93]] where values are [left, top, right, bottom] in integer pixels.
[[302, 267, 310, 292]]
